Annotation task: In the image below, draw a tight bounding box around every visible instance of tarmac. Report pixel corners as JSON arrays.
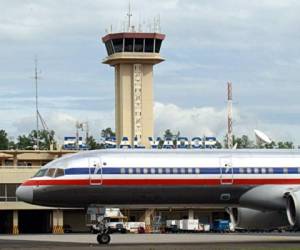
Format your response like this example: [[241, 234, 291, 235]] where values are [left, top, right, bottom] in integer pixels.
[[1, 233, 300, 250]]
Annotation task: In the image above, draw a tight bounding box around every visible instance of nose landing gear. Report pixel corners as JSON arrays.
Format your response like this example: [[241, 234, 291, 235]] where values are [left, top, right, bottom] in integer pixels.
[[95, 216, 111, 244], [87, 206, 111, 244], [97, 231, 111, 244]]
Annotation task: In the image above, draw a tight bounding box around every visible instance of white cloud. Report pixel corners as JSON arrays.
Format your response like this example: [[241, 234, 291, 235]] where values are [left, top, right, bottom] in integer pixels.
[[154, 102, 228, 138], [154, 102, 300, 145], [11, 110, 114, 144]]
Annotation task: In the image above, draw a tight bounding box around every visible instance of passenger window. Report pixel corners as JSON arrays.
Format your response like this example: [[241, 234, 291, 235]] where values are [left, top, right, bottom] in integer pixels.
[[195, 168, 200, 174], [188, 168, 193, 174], [136, 168, 141, 174], [165, 168, 171, 174], [150, 168, 156, 174], [261, 168, 266, 174], [239, 168, 244, 174], [283, 168, 288, 174], [254, 168, 259, 174], [268, 168, 273, 173], [120, 168, 126, 174], [173, 168, 178, 174], [158, 168, 163, 174], [128, 168, 133, 174], [180, 168, 185, 174], [55, 168, 64, 178], [143, 168, 148, 174], [246, 168, 252, 174], [46, 168, 56, 177]]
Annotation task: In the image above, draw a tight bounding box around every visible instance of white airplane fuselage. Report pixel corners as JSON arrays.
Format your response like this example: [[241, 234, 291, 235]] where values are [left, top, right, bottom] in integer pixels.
[[17, 148, 300, 243], [16, 149, 300, 210]]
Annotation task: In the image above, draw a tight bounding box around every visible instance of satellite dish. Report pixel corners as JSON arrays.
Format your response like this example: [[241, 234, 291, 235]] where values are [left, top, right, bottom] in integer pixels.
[[254, 129, 272, 145]]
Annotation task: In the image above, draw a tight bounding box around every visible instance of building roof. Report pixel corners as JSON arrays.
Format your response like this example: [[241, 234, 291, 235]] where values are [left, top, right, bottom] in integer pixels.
[[102, 32, 165, 43]]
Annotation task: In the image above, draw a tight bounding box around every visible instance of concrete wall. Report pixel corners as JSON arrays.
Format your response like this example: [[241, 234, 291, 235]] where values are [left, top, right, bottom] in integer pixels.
[[0, 168, 37, 184]]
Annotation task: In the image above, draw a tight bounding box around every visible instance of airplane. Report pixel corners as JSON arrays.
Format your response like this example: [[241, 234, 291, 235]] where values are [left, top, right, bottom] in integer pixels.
[[16, 149, 300, 244]]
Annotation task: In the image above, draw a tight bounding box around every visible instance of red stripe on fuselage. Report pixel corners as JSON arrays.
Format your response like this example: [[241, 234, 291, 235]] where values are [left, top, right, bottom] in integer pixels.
[[22, 179, 90, 186], [21, 178, 300, 186]]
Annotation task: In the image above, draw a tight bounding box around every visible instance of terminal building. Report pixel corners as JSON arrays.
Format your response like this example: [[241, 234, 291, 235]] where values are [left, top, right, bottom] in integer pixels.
[[0, 150, 87, 234]]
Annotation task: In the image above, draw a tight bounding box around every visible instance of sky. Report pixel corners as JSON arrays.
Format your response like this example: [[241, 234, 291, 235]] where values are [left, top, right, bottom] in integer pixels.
[[0, 0, 300, 145]]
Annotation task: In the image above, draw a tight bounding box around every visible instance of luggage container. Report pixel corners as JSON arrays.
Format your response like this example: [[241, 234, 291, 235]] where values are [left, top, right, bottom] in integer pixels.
[[180, 219, 199, 231], [125, 222, 145, 233], [212, 219, 230, 232], [165, 220, 180, 233]]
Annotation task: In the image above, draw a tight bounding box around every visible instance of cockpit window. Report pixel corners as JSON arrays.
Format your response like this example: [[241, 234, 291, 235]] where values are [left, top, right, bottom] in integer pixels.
[[54, 168, 64, 178], [46, 168, 56, 177], [33, 169, 47, 177]]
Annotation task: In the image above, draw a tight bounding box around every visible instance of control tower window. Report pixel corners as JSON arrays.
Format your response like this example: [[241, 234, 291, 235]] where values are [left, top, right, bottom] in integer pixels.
[[113, 39, 123, 53], [155, 39, 162, 53], [134, 39, 143, 52], [105, 42, 114, 55], [125, 38, 134, 52], [145, 39, 154, 52]]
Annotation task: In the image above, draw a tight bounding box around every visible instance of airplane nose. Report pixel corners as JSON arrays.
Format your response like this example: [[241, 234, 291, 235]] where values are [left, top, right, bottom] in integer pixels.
[[16, 185, 33, 203]]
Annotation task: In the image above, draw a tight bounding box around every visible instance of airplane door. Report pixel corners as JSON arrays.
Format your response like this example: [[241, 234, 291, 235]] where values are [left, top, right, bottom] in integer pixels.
[[89, 157, 102, 185], [220, 156, 233, 184]]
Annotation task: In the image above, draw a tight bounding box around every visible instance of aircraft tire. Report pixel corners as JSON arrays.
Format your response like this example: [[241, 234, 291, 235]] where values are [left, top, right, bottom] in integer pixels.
[[97, 233, 111, 244]]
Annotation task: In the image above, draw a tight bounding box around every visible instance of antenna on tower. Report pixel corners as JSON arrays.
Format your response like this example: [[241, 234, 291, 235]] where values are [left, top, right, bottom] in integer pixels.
[[34, 56, 40, 150], [138, 13, 142, 32], [157, 14, 161, 32], [127, 1, 132, 32], [227, 81, 233, 149], [32, 57, 52, 150]]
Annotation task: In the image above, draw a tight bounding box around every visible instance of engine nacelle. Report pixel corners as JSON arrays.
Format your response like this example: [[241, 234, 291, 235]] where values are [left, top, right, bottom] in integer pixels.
[[227, 207, 289, 230], [286, 191, 300, 227]]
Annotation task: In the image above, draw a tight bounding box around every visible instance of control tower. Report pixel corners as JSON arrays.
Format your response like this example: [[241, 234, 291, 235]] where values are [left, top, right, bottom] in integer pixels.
[[102, 27, 165, 147]]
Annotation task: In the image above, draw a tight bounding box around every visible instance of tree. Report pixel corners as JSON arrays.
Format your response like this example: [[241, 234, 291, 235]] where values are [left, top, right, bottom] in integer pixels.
[[8, 140, 16, 150], [163, 129, 180, 140], [261, 141, 277, 149], [86, 136, 103, 150], [277, 141, 294, 149], [236, 135, 255, 149], [101, 128, 115, 138], [17, 130, 57, 150], [0, 129, 9, 150], [0, 130, 9, 150], [164, 129, 173, 139], [224, 134, 254, 149], [159, 129, 180, 148], [215, 141, 223, 149], [17, 135, 34, 150]]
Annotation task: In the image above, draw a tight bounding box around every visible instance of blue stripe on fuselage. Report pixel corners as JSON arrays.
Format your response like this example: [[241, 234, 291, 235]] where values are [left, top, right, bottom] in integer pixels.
[[62, 167, 300, 175]]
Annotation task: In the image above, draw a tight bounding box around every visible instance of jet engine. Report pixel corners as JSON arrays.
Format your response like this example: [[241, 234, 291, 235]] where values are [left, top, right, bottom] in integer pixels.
[[286, 191, 300, 227], [227, 207, 289, 230]]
